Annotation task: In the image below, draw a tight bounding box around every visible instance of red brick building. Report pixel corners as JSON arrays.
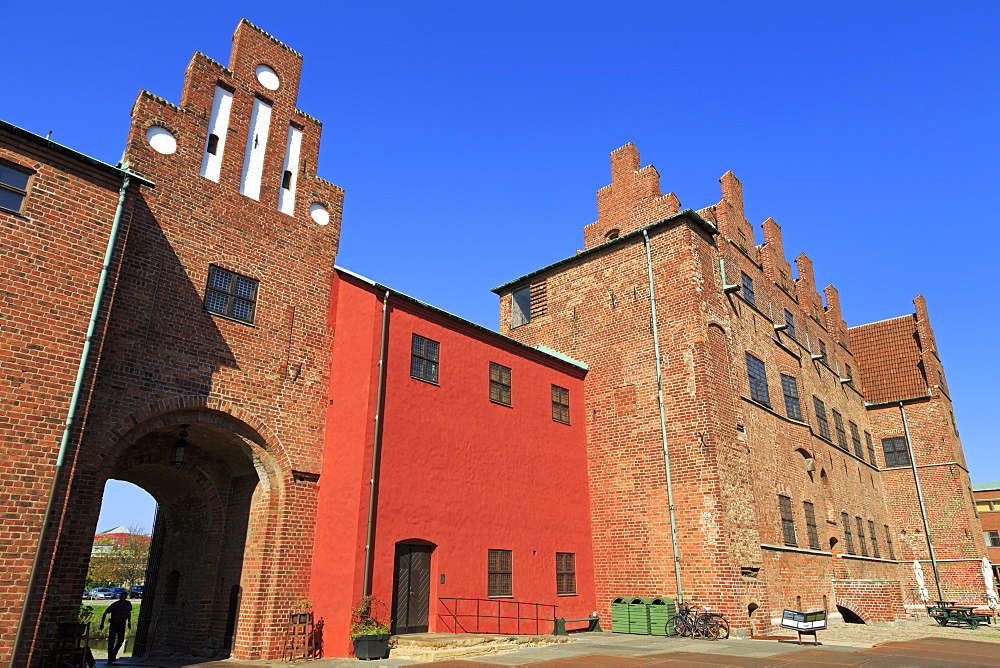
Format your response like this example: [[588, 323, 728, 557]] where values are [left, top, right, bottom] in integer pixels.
[[0, 20, 988, 665], [494, 143, 988, 633], [973, 482, 1000, 584]]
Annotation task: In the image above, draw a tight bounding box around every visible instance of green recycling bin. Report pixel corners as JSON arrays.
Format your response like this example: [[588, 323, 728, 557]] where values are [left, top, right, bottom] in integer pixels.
[[628, 596, 652, 634], [611, 596, 630, 633], [648, 596, 675, 636]]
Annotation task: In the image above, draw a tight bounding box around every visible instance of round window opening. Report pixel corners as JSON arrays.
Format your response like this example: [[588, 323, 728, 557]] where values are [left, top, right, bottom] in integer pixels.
[[255, 64, 280, 91], [145, 126, 177, 155], [310, 203, 330, 226]]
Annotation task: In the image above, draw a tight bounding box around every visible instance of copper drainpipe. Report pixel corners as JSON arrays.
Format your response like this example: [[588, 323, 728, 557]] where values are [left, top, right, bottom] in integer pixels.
[[363, 289, 391, 596]]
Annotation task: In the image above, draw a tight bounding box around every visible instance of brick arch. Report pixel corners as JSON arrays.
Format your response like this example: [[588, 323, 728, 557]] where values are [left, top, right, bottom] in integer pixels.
[[98, 395, 290, 480], [204, 254, 270, 281], [833, 597, 870, 622]]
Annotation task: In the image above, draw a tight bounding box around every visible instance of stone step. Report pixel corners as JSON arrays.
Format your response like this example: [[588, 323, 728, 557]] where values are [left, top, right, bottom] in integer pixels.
[[388, 633, 570, 662]]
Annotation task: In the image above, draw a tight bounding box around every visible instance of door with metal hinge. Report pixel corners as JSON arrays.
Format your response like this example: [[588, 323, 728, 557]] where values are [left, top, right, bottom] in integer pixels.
[[392, 543, 432, 634]]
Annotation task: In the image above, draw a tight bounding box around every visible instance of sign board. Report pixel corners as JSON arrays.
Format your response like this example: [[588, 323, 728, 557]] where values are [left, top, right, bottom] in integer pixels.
[[780, 609, 827, 631]]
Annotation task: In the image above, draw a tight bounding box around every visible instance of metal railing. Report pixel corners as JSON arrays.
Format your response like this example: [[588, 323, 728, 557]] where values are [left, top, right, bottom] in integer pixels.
[[438, 598, 557, 635]]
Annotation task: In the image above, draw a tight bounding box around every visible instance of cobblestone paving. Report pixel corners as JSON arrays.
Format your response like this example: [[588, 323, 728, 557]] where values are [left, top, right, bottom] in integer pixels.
[[811, 615, 1000, 647]]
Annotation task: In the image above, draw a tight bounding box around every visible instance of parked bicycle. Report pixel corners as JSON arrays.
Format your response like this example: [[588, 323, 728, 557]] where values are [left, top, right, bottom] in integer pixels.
[[667, 601, 730, 640]]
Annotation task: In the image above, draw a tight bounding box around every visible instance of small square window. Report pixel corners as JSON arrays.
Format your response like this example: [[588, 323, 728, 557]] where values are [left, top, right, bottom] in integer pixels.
[[556, 552, 576, 596], [746, 353, 770, 406], [204, 265, 258, 324], [780, 375, 802, 420], [882, 437, 911, 467], [741, 272, 756, 305], [552, 385, 570, 424], [411, 334, 440, 384], [986, 531, 1000, 548], [0, 161, 33, 214], [488, 549, 513, 597], [490, 362, 511, 406]]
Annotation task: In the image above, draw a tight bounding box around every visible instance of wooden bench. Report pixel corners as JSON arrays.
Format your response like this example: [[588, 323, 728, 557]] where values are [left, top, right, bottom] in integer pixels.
[[553, 616, 603, 635]]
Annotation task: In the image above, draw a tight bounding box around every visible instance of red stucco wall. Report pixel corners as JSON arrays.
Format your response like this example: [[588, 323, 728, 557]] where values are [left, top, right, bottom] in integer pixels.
[[312, 271, 595, 656]]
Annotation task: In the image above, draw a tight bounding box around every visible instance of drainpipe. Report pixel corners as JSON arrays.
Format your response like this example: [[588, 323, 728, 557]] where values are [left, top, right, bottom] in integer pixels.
[[900, 401, 945, 601], [363, 289, 391, 596], [642, 229, 684, 603], [11, 175, 134, 668]]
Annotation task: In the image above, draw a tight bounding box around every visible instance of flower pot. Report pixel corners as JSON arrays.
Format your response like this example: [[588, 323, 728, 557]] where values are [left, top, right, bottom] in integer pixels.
[[353, 633, 390, 660]]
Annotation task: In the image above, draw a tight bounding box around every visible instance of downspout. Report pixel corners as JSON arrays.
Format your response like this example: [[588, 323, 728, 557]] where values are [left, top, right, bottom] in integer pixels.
[[899, 401, 944, 601], [363, 289, 391, 596], [642, 229, 684, 602], [11, 175, 133, 667]]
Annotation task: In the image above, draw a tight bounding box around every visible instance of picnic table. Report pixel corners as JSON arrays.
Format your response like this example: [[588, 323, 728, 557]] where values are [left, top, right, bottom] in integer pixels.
[[927, 604, 993, 629]]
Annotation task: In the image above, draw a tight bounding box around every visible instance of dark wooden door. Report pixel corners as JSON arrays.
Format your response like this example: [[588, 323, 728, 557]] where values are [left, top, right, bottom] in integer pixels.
[[392, 544, 431, 634]]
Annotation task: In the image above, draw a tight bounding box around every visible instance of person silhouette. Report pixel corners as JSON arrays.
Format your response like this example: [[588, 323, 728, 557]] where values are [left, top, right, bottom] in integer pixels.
[[100, 592, 132, 664]]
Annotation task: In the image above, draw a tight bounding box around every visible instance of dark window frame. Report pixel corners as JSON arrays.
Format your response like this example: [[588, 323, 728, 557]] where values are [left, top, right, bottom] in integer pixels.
[[741, 272, 756, 305], [0, 160, 33, 214], [779, 495, 797, 547], [885, 525, 896, 560], [986, 531, 1000, 548], [556, 552, 577, 596], [868, 520, 880, 558], [204, 265, 259, 324], [411, 334, 440, 384], [882, 437, 911, 467], [842, 512, 856, 555], [832, 410, 848, 451], [850, 421, 863, 459], [511, 286, 532, 327], [784, 309, 796, 339], [813, 397, 831, 440], [865, 431, 876, 466], [489, 362, 512, 406], [855, 516, 868, 556], [746, 353, 770, 407], [552, 385, 570, 424], [780, 374, 802, 420], [488, 549, 513, 598], [804, 501, 820, 550]]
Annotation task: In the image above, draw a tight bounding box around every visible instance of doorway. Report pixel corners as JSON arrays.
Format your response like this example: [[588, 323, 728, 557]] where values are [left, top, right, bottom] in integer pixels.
[[392, 543, 432, 634]]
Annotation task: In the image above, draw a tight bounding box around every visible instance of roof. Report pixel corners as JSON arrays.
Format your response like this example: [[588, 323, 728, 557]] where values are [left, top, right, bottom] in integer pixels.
[[848, 313, 928, 404], [491, 208, 719, 293], [973, 481, 1000, 492], [335, 266, 588, 371], [0, 119, 153, 187]]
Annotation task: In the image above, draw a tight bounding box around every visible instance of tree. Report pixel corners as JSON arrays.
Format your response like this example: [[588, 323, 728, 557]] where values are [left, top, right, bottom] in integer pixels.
[[87, 525, 151, 587]]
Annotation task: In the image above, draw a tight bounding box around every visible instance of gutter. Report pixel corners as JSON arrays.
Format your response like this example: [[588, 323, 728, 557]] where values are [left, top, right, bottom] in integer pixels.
[[642, 229, 684, 603], [363, 289, 391, 596], [11, 172, 142, 667]]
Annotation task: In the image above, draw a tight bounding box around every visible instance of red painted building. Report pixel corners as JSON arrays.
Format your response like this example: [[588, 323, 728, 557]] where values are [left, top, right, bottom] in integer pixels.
[[973, 482, 1000, 584], [312, 268, 595, 655]]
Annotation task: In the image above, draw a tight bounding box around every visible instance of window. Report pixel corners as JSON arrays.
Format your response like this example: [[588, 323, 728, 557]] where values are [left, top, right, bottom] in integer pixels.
[[779, 495, 797, 546], [985, 531, 1000, 548], [552, 385, 570, 424], [511, 281, 547, 328], [813, 397, 831, 440], [855, 516, 868, 556], [736, 228, 748, 251], [882, 437, 911, 467], [884, 525, 896, 560], [411, 334, 440, 384], [850, 422, 863, 459], [780, 375, 802, 420], [511, 287, 532, 327], [804, 501, 820, 550], [779, 271, 791, 293], [488, 549, 512, 597], [842, 512, 856, 555], [784, 310, 796, 339], [832, 410, 848, 451], [556, 552, 576, 595], [0, 162, 32, 213], [818, 340, 827, 359], [868, 520, 880, 558], [844, 364, 853, 386], [865, 432, 876, 466], [204, 265, 258, 324], [741, 272, 756, 305], [489, 362, 511, 406], [746, 353, 770, 406], [977, 500, 998, 512]]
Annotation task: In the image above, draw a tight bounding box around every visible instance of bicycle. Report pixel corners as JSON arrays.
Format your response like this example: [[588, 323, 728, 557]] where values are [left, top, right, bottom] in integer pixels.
[[667, 601, 730, 640]]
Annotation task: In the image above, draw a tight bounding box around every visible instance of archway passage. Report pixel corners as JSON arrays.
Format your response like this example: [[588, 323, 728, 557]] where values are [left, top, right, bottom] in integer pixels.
[[97, 414, 278, 659]]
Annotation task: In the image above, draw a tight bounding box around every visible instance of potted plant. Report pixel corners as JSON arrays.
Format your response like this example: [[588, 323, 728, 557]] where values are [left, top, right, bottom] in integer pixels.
[[349, 595, 391, 660], [291, 598, 313, 625]]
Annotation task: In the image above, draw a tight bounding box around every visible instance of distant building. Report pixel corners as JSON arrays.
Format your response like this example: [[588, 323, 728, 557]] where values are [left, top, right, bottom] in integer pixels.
[[92, 526, 151, 556], [973, 482, 1000, 583]]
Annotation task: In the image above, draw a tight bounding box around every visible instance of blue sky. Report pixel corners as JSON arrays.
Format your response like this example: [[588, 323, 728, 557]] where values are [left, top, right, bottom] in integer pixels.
[[5, 1, 997, 530]]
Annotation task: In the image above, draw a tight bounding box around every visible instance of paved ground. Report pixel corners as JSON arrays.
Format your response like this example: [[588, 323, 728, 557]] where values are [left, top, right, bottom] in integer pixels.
[[103, 617, 1000, 667]]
